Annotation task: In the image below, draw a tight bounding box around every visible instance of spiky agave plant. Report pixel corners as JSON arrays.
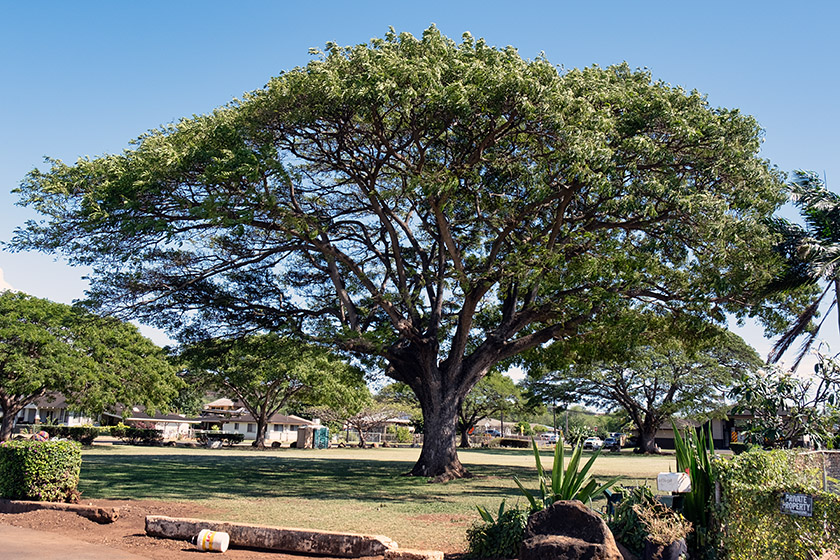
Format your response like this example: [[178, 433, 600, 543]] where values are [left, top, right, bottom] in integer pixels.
[[514, 434, 620, 512]]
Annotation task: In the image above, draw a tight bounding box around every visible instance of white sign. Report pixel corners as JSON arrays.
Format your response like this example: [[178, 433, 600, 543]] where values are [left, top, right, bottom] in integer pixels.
[[657, 472, 692, 493]]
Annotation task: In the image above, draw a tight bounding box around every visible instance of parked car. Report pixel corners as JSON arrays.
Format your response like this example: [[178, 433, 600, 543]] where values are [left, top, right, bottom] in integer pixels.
[[485, 429, 501, 437], [583, 436, 603, 450], [541, 432, 560, 444], [603, 436, 621, 451]]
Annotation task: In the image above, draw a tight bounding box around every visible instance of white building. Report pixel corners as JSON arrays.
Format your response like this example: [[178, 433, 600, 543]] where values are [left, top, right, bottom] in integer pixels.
[[219, 413, 317, 443], [11, 393, 97, 427]]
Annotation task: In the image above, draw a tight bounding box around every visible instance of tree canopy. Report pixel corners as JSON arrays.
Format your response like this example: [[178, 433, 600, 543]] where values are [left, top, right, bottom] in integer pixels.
[[11, 27, 799, 478], [0, 291, 180, 440]]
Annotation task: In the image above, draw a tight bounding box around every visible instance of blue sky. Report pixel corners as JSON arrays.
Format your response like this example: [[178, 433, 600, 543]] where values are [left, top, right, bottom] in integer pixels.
[[1, 1, 839, 358]]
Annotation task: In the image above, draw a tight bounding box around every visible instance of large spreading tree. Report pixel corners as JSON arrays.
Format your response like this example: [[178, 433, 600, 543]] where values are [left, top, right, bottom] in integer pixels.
[[0, 291, 180, 441], [11, 28, 799, 479]]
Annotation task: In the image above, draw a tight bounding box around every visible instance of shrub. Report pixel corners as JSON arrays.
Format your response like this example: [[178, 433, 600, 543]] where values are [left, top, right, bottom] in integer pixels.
[[564, 424, 594, 445], [394, 426, 412, 443], [0, 440, 82, 502], [633, 500, 692, 546], [499, 438, 529, 448], [466, 501, 528, 559], [110, 423, 163, 445], [514, 421, 534, 436], [673, 423, 714, 555], [514, 436, 620, 512]]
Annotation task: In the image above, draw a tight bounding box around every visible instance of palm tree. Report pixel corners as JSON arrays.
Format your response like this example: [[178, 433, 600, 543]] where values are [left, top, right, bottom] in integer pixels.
[[768, 171, 840, 370]]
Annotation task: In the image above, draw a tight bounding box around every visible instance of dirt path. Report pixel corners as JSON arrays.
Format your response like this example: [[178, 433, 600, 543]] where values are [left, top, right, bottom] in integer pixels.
[[0, 499, 400, 559]]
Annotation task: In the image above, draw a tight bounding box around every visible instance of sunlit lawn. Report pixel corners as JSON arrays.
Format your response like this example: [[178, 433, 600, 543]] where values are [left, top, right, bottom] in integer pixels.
[[79, 443, 675, 552]]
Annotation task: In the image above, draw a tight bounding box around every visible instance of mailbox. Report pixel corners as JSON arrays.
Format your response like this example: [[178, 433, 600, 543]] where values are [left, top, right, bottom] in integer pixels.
[[657, 472, 692, 493]]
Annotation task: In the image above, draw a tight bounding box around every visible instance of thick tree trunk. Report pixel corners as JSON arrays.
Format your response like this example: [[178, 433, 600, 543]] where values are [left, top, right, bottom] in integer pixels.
[[638, 430, 661, 454], [254, 415, 268, 449], [459, 428, 472, 448], [458, 430, 472, 449], [0, 401, 22, 442], [408, 391, 471, 481], [0, 413, 14, 442]]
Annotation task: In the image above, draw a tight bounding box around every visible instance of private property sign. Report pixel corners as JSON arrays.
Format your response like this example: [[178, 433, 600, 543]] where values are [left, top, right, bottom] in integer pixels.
[[780, 493, 813, 517]]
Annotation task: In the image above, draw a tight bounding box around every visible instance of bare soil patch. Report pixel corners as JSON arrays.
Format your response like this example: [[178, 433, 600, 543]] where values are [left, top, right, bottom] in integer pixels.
[[0, 499, 401, 559]]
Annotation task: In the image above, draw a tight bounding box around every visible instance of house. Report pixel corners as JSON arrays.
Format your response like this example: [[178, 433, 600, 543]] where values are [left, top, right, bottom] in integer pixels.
[[632, 417, 735, 450], [478, 417, 516, 437], [197, 397, 321, 443], [100, 405, 202, 439], [202, 397, 244, 416], [344, 412, 415, 444], [214, 413, 318, 443], [9, 393, 97, 428]]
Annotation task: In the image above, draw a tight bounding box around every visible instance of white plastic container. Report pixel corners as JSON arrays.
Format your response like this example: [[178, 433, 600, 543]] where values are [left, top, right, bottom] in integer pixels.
[[657, 472, 692, 493], [194, 529, 230, 552]]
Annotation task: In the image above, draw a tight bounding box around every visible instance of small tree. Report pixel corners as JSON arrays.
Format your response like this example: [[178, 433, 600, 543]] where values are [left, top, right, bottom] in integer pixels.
[[181, 334, 365, 448], [313, 390, 403, 448], [525, 318, 762, 453], [457, 371, 522, 448], [0, 291, 180, 441], [731, 350, 840, 448]]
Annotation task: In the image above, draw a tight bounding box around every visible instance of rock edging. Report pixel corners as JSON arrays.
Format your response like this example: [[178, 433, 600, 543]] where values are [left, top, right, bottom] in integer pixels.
[[145, 515, 398, 558], [0, 498, 119, 524]]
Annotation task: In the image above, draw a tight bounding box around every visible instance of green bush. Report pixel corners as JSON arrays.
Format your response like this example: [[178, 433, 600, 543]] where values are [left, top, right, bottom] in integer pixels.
[[0, 440, 82, 502], [32, 424, 101, 445], [194, 430, 244, 445], [673, 423, 714, 556], [467, 501, 528, 559], [499, 437, 530, 448], [394, 426, 412, 444], [109, 423, 163, 445], [713, 448, 840, 560], [514, 437, 620, 512]]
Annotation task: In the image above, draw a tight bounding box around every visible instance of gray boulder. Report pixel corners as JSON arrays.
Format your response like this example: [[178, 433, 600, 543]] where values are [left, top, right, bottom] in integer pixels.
[[519, 500, 623, 560]]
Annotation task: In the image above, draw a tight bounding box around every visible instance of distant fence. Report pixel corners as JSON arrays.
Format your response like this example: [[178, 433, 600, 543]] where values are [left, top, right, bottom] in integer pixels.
[[798, 450, 840, 495]]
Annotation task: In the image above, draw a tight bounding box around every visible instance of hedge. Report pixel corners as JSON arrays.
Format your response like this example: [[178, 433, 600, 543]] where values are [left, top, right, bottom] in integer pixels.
[[194, 430, 244, 445], [499, 437, 530, 448], [713, 448, 840, 560], [0, 440, 82, 502], [109, 424, 163, 445]]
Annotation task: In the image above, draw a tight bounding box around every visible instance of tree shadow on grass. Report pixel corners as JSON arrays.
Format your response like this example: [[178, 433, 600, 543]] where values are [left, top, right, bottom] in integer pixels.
[[79, 453, 533, 504]]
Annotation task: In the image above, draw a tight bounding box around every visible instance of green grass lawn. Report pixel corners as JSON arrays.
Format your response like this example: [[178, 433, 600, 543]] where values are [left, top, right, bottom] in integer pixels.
[[79, 444, 675, 552]]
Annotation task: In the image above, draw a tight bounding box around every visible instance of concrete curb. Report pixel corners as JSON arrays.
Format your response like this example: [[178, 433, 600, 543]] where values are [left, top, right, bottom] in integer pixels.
[[0, 498, 119, 524], [146, 515, 399, 557]]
